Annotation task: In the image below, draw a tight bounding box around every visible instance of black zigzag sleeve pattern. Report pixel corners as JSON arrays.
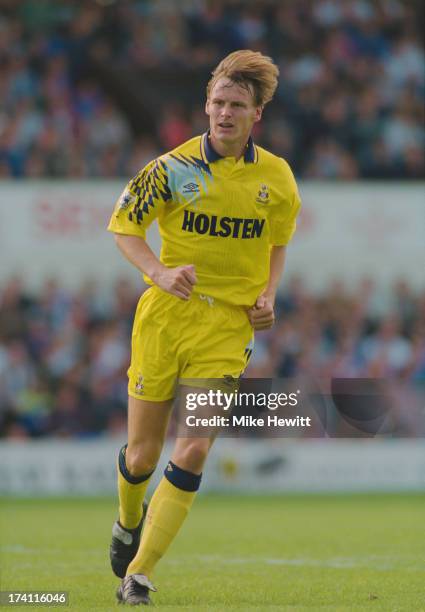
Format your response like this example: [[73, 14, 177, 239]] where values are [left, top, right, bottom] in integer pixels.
[[127, 159, 172, 225]]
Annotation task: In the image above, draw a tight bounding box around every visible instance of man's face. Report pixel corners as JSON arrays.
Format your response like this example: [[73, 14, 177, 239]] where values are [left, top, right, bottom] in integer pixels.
[[205, 77, 262, 150]]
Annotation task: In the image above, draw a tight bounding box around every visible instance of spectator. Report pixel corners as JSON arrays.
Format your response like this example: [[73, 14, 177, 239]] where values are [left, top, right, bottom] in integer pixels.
[[0, 0, 422, 179], [0, 277, 423, 438]]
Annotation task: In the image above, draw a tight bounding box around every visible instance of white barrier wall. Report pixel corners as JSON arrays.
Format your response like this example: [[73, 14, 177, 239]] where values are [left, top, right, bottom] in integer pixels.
[[0, 439, 424, 496], [1, 181, 424, 291]]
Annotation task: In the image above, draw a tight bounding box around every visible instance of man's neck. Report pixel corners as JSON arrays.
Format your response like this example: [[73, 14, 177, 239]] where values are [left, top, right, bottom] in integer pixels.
[[209, 133, 248, 161]]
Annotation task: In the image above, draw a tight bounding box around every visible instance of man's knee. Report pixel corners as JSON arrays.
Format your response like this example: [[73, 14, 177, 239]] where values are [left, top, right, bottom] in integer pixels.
[[125, 442, 162, 477], [174, 439, 212, 472]]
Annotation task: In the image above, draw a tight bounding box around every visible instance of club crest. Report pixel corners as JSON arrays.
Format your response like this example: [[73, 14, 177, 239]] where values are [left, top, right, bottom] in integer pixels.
[[135, 375, 144, 395], [256, 184, 270, 204]]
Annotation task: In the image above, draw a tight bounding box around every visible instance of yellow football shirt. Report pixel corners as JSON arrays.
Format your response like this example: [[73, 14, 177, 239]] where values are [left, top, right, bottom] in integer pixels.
[[108, 132, 301, 307]]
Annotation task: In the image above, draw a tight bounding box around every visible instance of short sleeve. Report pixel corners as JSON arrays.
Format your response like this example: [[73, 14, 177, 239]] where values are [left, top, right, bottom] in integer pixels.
[[107, 158, 172, 238], [269, 160, 301, 246]]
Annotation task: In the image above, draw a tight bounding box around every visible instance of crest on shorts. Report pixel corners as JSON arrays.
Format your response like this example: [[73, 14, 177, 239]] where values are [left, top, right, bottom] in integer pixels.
[[256, 183, 270, 204], [135, 375, 144, 395]]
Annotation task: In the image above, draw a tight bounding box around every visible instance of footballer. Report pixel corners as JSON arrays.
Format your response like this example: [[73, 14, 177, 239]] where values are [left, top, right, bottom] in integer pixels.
[[107, 50, 301, 605]]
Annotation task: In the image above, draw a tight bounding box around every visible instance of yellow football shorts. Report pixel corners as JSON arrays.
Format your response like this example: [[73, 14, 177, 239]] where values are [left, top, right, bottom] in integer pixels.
[[128, 286, 254, 401]]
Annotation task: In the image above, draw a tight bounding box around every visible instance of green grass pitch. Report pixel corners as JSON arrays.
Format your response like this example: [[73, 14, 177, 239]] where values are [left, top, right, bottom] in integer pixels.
[[0, 494, 424, 611]]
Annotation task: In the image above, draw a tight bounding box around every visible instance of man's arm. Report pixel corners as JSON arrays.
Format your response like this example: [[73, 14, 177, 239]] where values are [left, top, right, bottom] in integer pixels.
[[248, 245, 286, 330], [114, 234, 196, 300]]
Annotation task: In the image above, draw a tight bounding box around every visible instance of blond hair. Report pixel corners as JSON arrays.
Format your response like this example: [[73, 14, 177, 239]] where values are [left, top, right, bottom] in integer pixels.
[[206, 50, 279, 107]]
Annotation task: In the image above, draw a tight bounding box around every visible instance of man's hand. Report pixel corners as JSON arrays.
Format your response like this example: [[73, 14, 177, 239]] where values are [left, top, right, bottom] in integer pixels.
[[247, 294, 275, 330], [152, 264, 197, 300]]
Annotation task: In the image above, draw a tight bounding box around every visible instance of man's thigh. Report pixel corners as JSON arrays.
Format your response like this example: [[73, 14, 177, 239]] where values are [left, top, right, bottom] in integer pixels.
[[128, 289, 253, 405], [127, 395, 173, 448], [181, 299, 254, 381], [128, 287, 181, 402]]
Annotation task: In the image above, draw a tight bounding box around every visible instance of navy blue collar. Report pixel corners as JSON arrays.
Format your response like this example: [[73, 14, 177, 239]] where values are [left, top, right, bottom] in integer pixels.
[[202, 131, 256, 163]]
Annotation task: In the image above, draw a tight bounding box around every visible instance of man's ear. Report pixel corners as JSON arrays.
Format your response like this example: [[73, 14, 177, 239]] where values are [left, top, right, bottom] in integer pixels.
[[254, 106, 263, 122], [205, 99, 210, 116]]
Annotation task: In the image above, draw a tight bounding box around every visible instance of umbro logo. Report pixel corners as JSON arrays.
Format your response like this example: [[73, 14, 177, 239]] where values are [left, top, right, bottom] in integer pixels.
[[182, 182, 199, 194]]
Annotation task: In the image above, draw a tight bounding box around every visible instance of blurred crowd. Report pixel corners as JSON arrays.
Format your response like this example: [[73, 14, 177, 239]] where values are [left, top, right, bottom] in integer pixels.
[[0, 276, 424, 439], [0, 0, 424, 179]]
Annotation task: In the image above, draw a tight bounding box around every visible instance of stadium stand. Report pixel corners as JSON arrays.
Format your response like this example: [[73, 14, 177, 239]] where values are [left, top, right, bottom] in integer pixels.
[[0, 1, 423, 437], [0, 0, 423, 179], [0, 276, 424, 438]]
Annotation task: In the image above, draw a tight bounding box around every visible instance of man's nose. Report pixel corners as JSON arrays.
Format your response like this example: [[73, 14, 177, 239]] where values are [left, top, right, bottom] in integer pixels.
[[220, 104, 232, 118]]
